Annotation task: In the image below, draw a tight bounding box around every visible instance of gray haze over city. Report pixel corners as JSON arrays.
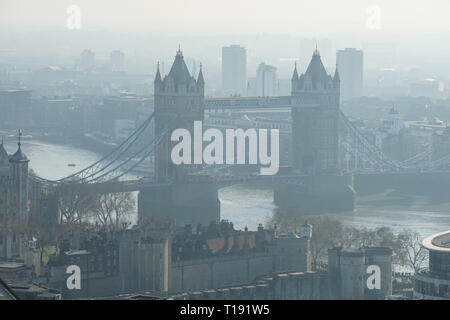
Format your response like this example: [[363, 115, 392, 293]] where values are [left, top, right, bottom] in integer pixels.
[[1, 0, 450, 301]]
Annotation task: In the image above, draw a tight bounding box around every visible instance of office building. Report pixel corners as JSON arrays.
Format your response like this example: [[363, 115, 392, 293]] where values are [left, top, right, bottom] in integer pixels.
[[222, 45, 247, 96], [336, 48, 364, 101], [255, 62, 277, 97], [414, 230, 450, 299]]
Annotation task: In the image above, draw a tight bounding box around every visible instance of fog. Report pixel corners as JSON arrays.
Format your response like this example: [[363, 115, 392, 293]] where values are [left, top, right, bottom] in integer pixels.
[[2, 0, 450, 35], [2, 0, 450, 301], [1, 0, 450, 77]]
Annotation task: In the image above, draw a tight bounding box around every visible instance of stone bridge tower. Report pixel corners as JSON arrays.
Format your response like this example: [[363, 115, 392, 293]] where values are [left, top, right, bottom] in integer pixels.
[[138, 49, 220, 227], [291, 48, 341, 174], [274, 50, 354, 214], [154, 48, 205, 182]]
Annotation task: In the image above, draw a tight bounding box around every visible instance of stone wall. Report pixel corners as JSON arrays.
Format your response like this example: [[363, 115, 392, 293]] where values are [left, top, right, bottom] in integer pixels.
[[169, 271, 328, 300], [168, 236, 311, 294], [169, 253, 275, 293]]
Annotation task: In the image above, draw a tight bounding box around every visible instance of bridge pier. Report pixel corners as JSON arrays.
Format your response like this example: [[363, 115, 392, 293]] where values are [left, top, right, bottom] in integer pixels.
[[274, 174, 355, 214], [138, 181, 220, 226]]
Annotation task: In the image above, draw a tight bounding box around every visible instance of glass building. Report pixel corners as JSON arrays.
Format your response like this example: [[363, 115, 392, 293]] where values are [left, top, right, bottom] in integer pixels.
[[414, 230, 450, 299]]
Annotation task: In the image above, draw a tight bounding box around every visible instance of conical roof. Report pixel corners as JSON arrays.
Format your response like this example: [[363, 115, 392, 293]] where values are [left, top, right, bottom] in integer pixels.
[[292, 62, 299, 81], [304, 50, 328, 89], [154, 62, 162, 83], [9, 144, 28, 163], [0, 141, 8, 161], [197, 64, 205, 85], [167, 48, 192, 85], [333, 65, 340, 82]]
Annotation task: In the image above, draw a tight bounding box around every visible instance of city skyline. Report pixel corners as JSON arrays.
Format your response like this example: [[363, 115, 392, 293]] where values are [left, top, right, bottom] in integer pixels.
[[1, 0, 450, 303]]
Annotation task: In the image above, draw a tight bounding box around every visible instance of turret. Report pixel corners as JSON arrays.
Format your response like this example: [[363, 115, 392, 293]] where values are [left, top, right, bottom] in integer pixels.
[[154, 62, 162, 93], [333, 64, 340, 91], [0, 137, 9, 168], [197, 63, 204, 84], [197, 63, 205, 93], [299, 221, 312, 239], [8, 130, 29, 221], [291, 61, 299, 94], [333, 64, 340, 83]]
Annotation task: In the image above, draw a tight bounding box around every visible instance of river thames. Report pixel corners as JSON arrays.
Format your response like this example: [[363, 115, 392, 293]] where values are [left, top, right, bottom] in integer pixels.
[[4, 138, 450, 240]]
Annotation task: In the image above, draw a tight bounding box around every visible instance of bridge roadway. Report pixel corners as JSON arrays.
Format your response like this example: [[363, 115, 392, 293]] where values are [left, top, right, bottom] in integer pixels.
[[204, 96, 331, 110], [121, 173, 307, 192], [31, 95, 450, 200], [204, 96, 292, 110]]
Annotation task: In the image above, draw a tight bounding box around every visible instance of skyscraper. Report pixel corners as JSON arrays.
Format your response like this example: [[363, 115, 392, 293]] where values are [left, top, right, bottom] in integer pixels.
[[79, 49, 96, 71], [255, 62, 277, 97], [221, 45, 247, 96], [336, 48, 363, 101], [110, 50, 125, 72]]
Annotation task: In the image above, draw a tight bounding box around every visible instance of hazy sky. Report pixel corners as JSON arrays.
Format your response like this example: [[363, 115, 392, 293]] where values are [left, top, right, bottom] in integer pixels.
[[1, 0, 450, 36]]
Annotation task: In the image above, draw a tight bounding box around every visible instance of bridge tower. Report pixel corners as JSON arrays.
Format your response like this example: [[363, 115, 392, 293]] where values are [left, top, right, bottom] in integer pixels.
[[139, 49, 220, 226], [275, 50, 355, 214], [154, 48, 205, 182], [291, 48, 340, 173]]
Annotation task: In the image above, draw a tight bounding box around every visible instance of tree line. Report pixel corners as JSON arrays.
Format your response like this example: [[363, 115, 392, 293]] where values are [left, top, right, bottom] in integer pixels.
[[270, 208, 428, 273]]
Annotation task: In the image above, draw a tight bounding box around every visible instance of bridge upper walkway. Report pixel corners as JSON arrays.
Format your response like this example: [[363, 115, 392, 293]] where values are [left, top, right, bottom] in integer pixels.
[[30, 96, 450, 190]]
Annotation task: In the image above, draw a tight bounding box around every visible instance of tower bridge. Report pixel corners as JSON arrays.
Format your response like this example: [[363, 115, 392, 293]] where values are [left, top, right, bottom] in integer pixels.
[[26, 48, 450, 226]]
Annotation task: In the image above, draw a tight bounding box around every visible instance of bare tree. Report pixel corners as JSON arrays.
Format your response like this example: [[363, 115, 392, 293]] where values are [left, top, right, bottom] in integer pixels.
[[397, 229, 428, 273], [57, 180, 99, 225], [307, 215, 343, 270], [269, 207, 303, 233], [94, 191, 135, 232]]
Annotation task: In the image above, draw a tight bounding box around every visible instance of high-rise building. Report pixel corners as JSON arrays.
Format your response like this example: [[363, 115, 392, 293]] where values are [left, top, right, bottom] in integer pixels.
[[79, 49, 96, 71], [110, 50, 125, 72], [221, 45, 247, 95], [255, 62, 277, 97], [336, 48, 364, 101]]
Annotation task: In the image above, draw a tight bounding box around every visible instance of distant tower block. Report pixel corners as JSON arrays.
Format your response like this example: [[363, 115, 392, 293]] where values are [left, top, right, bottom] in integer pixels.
[[222, 45, 247, 95], [336, 48, 363, 102]]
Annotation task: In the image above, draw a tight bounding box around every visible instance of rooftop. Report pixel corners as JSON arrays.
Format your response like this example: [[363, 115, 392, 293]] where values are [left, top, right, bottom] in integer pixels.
[[422, 230, 450, 252], [9, 145, 29, 163], [0, 262, 26, 270], [65, 249, 90, 256]]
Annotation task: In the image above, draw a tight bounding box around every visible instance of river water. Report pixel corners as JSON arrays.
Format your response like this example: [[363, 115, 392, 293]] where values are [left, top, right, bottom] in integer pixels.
[[4, 139, 450, 240]]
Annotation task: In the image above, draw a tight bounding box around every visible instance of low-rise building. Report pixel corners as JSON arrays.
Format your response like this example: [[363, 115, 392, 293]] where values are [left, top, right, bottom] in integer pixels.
[[414, 230, 450, 299]]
